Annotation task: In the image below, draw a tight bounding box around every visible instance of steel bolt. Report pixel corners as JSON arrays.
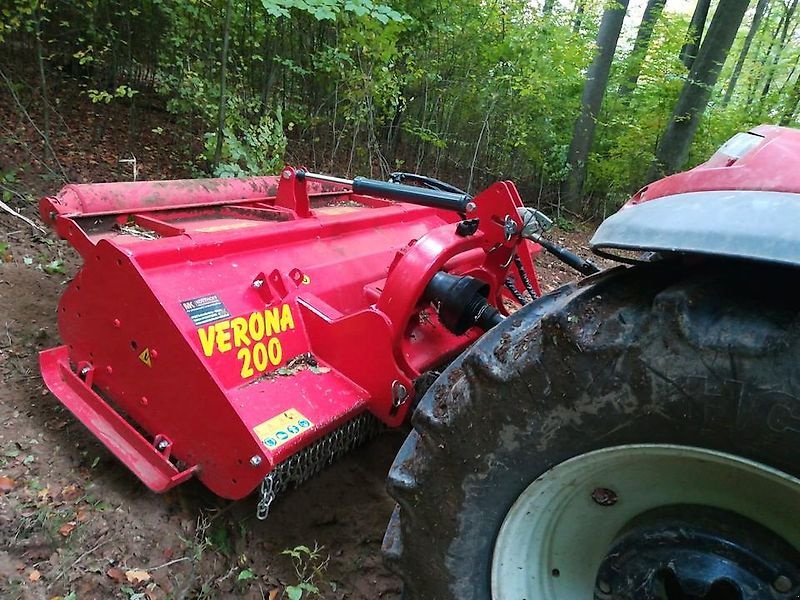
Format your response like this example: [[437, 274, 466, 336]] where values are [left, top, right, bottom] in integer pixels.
[[774, 575, 793, 593], [591, 487, 618, 507], [465, 201, 477, 213], [250, 455, 262, 467], [282, 169, 292, 179], [252, 279, 264, 288], [157, 440, 169, 451]]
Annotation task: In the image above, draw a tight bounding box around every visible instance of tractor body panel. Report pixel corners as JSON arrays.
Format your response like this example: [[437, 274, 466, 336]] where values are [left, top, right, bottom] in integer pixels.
[[591, 125, 800, 266]]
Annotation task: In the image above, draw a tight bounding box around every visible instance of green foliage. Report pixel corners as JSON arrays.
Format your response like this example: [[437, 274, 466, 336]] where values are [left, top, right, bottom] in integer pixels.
[[87, 85, 138, 104], [203, 101, 288, 177], [2, 0, 798, 209], [281, 544, 330, 598]]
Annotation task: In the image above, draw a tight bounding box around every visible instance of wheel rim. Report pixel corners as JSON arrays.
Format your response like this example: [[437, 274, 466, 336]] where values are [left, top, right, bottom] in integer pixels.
[[490, 444, 800, 599]]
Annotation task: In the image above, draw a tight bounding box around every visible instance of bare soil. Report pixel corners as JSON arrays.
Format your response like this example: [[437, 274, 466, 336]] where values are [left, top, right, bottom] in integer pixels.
[[0, 86, 608, 600]]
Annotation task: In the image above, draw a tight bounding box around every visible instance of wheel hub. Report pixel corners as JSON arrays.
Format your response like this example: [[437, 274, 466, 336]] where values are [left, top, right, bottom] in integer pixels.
[[490, 445, 800, 599], [595, 505, 800, 599]]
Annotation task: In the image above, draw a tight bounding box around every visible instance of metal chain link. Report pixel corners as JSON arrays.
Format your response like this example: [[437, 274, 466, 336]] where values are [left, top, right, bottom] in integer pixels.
[[256, 412, 382, 520]]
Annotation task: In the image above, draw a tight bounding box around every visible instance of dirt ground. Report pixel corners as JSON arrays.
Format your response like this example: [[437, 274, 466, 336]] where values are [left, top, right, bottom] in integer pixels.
[[0, 87, 608, 600]]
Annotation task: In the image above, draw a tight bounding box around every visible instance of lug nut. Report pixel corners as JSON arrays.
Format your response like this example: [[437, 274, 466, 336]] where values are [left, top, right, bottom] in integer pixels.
[[591, 487, 618, 506], [774, 575, 792, 593], [157, 440, 169, 451]]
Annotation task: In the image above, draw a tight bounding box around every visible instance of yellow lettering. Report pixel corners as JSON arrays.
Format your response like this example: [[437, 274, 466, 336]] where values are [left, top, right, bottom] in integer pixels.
[[198, 326, 216, 357], [238, 347, 253, 378], [249, 311, 265, 341], [265, 307, 281, 336], [253, 342, 268, 371], [231, 317, 250, 347], [267, 337, 282, 365], [216, 320, 232, 353], [280, 304, 295, 332]]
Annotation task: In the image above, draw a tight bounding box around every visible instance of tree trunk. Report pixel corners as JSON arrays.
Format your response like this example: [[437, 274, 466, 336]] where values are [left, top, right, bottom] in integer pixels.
[[650, 0, 751, 180], [543, 0, 557, 16], [780, 71, 800, 124], [572, 0, 585, 33], [679, 0, 712, 70], [562, 0, 630, 212], [722, 0, 768, 106], [212, 0, 234, 169], [34, 6, 51, 163], [760, 0, 799, 104], [618, 0, 666, 96]]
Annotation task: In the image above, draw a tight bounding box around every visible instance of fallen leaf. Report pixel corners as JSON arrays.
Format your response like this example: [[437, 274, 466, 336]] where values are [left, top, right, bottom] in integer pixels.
[[61, 484, 81, 501], [75, 508, 90, 522], [28, 569, 41, 582], [0, 476, 16, 493], [125, 569, 151, 584], [268, 590, 279, 600], [106, 567, 125, 582], [58, 522, 76, 537]]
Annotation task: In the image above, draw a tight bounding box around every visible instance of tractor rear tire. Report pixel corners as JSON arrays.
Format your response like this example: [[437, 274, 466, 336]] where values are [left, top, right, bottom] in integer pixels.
[[383, 260, 800, 600]]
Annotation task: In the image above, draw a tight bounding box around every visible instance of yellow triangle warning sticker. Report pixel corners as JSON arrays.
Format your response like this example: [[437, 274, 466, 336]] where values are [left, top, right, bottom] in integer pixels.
[[139, 348, 152, 367]]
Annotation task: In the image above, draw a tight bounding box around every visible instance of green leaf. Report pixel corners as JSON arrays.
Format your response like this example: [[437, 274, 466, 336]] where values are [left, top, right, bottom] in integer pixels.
[[237, 568, 255, 581], [43, 260, 65, 275], [285, 586, 303, 600]]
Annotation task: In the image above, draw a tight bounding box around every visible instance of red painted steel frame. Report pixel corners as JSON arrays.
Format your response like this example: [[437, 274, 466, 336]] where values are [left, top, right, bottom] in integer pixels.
[[39, 167, 541, 499]]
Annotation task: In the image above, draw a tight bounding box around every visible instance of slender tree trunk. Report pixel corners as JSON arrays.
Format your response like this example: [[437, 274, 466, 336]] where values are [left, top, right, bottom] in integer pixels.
[[619, 0, 666, 96], [679, 0, 712, 70], [777, 52, 800, 98], [780, 71, 800, 124], [213, 0, 234, 169], [543, 0, 557, 16], [747, 1, 792, 107], [562, 0, 630, 212], [760, 0, 799, 104], [34, 6, 51, 163], [650, 0, 751, 180], [722, 0, 768, 106], [572, 0, 585, 33]]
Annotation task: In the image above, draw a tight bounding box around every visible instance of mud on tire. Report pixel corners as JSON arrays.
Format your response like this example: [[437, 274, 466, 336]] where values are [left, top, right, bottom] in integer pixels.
[[383, 260, 800, 600]]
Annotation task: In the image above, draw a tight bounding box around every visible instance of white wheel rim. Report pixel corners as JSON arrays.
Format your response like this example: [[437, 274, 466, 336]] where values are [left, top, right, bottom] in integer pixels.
[[491, 444, 800, 599]]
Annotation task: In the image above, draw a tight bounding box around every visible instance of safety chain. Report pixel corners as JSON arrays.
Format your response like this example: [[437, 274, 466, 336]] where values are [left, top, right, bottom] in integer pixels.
[[256, 412, 383, 520]]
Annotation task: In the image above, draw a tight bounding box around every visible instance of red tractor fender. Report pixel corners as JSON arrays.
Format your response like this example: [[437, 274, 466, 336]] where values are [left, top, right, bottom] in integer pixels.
[[591, 125, 800, 267]]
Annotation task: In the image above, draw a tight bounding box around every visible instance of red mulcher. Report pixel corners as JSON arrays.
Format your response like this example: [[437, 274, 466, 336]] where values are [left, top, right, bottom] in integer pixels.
[[37, 165, 551, 515]]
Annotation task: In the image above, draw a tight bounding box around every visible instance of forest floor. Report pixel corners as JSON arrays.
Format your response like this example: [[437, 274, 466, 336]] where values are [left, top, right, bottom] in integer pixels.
[[0, 87, 607, 600]]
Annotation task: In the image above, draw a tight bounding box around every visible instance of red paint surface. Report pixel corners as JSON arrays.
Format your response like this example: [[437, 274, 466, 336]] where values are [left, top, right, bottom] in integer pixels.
[[628, 125, 800, 205]]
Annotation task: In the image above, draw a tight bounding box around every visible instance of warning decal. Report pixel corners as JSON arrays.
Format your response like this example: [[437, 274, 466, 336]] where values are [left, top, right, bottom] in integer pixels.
[[139, 348, 152, 367], [181, 294, 231, 327], [253, 409, 313, 450]]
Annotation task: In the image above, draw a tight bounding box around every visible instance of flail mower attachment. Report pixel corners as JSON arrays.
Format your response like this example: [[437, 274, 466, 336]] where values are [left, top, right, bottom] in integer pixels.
[[39, 167, 546, 516]]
